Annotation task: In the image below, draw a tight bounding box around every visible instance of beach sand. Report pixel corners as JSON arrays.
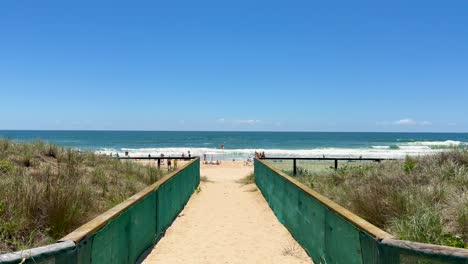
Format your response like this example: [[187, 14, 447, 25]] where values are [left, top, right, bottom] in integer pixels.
[[141, 160, 313, 264]]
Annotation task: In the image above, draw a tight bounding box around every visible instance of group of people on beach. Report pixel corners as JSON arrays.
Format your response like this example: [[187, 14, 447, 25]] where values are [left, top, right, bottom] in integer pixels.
[[202, 153, 222, 165], [255, 151, 266, 158], [162, 151, 192, 170], [114, 149, 266, 168], [166, 158, 177, 169]]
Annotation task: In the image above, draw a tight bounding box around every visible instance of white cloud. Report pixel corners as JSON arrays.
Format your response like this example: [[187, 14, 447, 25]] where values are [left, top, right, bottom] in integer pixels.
[[377, 118, 432, 126], [235, 119, 261, 125], [217, 118, 262, 126], [394, 118, 417, 125]]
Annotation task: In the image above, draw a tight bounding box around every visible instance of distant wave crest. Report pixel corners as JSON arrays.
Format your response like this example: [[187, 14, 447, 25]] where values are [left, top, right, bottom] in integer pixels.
[[371, 140, 466, 151], [96, 140, 468, 159]]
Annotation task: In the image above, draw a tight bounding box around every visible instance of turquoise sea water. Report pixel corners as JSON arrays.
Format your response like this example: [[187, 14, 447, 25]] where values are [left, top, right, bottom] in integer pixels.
[[0, 131, 467, 159]]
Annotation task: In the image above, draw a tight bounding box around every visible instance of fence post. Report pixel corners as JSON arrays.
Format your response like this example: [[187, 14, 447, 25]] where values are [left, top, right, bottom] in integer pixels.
[[293, 159, 297, 176]]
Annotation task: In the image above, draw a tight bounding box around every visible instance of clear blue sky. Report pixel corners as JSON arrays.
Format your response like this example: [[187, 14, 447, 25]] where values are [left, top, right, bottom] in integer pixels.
[[1, 1, 467, 132]]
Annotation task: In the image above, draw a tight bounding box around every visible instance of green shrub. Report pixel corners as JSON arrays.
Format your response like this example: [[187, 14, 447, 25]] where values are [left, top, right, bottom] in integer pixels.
[[441, 234, 465, 248], [403, 156, 417, 173], [0, 160, 15, 174]]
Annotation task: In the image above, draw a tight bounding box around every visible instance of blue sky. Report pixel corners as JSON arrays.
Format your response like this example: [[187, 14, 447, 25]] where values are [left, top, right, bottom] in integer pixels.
[[1, 1, 467, 132]]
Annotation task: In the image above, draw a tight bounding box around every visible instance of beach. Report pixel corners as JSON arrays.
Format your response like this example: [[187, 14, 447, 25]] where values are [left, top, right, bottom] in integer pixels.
[[3, 2, 467, 262], [1, 131, 467, 160]]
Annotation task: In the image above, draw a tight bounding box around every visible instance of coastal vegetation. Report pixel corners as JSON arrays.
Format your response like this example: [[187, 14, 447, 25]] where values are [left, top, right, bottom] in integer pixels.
[[0, 139, 166, 253], [237, 172, 255, 185], [289, 150, 468, 248]]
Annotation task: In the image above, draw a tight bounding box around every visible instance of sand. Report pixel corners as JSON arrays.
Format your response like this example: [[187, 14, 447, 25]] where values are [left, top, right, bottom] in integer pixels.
[[141, 161, 312, 264]]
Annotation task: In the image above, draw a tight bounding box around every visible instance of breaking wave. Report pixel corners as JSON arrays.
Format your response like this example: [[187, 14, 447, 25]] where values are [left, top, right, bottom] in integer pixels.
[[96, 141, 467, 160]]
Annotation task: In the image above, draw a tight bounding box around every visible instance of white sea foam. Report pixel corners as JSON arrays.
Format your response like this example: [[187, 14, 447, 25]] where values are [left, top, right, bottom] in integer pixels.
[[96, 143, 464, 160], [371, 146, 391, 149], [370, 140, 467, 151], [404, 140, 465, 147]]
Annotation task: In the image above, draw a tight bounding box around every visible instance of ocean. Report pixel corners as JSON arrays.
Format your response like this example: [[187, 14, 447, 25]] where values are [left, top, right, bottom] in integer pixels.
[[0, 130, 467, 160]]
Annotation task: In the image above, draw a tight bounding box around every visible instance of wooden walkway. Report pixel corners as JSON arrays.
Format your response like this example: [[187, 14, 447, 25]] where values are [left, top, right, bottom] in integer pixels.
[[141, 162, 312, 264]]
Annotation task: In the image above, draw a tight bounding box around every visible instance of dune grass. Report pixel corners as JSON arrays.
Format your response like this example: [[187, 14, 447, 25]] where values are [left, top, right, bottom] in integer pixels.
[[237, 172, 255, 185], [200, 176, 212, 182], [289, 150, 468, 248], [0, 139, 166, 253]]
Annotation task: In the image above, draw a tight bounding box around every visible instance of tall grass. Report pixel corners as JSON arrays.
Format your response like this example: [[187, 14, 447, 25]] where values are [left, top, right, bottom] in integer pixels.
[[237, 172, 255, 185], [0, 139, 166, 253], [290, 150, 468, 248]]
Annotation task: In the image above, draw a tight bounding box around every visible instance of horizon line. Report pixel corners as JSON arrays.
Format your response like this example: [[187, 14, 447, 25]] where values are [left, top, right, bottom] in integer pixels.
[[0, 129, 467, 134]]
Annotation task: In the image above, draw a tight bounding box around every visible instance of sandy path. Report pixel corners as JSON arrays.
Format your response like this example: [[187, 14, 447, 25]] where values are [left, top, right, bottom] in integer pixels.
[[142, 161, 312, 264]]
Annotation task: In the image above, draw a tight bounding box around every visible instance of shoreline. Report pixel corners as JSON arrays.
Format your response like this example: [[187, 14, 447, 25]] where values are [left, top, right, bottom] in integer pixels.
[[99, 146, 463, 160]]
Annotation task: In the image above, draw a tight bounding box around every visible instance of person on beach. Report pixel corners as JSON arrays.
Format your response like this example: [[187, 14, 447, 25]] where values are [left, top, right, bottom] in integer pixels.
[[188, 151, 191, 158], [174, 159, 178, 169], [167, 159, 172, 169]]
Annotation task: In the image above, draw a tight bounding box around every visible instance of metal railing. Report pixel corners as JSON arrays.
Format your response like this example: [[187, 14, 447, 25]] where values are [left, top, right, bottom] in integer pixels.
[[259, 157, 395, 175], [118, 156, 197, 168]]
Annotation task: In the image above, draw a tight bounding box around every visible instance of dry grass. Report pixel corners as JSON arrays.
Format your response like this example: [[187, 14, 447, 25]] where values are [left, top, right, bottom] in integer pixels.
[[200, 176, 212, 182], [0, 139, 166, 253], [281, 243, 302, 258], [236, 172, 255, 185], [293, 150, 468, 248], [244, 187, 258, 192]]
